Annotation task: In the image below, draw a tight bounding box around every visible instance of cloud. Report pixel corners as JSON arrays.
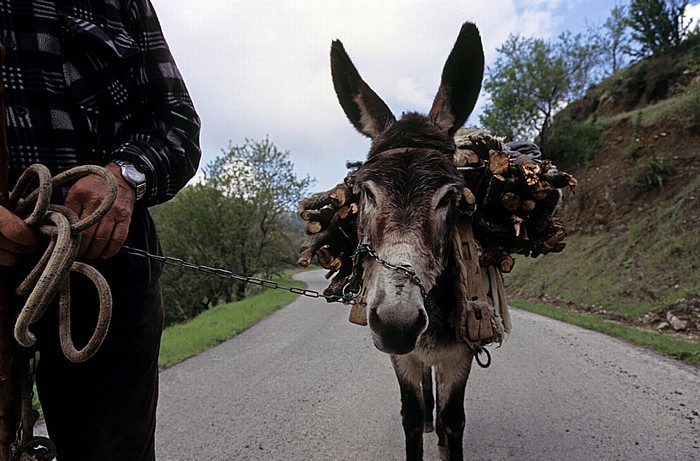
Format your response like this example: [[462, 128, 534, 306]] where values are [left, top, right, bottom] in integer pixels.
[[151, 0, 576, 191]]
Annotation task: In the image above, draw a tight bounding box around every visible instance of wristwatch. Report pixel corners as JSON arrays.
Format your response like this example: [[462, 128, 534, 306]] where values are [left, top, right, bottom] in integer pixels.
[[113, 160, 146, 201]]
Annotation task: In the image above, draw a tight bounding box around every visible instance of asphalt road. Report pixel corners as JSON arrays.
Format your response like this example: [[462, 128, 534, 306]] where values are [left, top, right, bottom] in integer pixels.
[[155, 270, 700, 461]]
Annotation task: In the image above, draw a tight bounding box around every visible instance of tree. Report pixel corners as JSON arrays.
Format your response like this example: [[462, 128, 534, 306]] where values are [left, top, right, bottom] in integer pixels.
[[203, 137, 312, 295], [152, 185, 239, 324], [601, 4, 633, 75], [626, 0, 692, 56], [152, 137, 312, 325], [480, 32, 600, 143]]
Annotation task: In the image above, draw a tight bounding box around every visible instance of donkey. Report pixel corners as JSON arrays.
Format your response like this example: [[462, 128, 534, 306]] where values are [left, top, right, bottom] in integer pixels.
[[330, 23, 485, 461]]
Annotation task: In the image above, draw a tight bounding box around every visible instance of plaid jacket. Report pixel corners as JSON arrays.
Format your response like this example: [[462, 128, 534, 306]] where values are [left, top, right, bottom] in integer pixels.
[[1, 0, 201, 205]]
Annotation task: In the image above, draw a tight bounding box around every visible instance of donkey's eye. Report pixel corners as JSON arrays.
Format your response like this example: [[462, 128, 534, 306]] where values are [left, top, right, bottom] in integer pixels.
[[363, 188, 376, 206], [436, 191, 455, 210]]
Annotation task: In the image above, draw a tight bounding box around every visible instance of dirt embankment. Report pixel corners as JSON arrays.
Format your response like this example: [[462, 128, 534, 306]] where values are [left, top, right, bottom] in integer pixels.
[[508, 39, 700, 343]]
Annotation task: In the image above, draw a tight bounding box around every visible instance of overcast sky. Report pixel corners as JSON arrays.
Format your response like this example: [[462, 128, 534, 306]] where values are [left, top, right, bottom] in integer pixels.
[[150, 0, 700, 192]]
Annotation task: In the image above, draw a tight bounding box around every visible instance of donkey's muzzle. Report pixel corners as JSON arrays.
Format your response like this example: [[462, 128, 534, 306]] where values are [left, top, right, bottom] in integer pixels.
[[368, 303, 428, 355]]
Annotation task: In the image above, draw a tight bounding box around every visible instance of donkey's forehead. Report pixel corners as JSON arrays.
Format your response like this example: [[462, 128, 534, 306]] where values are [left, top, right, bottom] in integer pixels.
[[356, 150, 462, 192], [367, 112, 455, 159]]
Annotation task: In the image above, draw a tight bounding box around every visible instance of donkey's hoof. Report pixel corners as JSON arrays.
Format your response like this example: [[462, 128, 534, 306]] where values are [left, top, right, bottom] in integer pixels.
[[424, 421, 434, 433]]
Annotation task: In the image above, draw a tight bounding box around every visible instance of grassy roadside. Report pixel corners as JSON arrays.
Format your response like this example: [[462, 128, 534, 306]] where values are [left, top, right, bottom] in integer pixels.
[[511, 298, 700, 367], [158, 271, 304, 369]]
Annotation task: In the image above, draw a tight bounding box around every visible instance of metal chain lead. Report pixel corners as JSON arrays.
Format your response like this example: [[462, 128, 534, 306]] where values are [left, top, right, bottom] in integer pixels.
[[121, 245, 357, 305], [354, 244, 435, 310]]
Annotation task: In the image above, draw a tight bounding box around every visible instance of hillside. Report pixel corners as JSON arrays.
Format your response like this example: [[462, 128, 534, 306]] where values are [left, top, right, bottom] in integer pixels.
[[505, 35, 700, 343]]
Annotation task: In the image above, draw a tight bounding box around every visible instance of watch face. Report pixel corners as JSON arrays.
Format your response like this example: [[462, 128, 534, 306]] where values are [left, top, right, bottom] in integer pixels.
[[125, 165, 146, 183], [116, 161, 146, 200]]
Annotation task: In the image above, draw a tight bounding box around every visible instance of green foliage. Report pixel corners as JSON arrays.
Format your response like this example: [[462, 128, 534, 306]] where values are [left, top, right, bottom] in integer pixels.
[[152, 137, 311, 326], [480, 31, 601, 142], [627, 110, 645, 157], [507, 176, 700, 318], [633, 150, 676, 188], [681, 91, 700, 129], [542, 118, 604, 168], [626, 0, 692, 56], [590, 4, 633, 76], [158, 271, 303, 369]]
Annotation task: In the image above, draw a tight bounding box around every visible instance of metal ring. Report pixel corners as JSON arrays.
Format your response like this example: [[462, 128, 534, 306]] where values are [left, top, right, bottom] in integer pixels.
[[475, 348, 491, 368]]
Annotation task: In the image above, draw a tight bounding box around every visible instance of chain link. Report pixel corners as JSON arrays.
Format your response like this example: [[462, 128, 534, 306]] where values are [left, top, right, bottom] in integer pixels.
[[355, 244, 435, 310], [121, 246, 356, 304]]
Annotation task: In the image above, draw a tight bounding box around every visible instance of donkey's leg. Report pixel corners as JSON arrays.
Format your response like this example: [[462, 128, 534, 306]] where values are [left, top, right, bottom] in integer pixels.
[[421, 365, 435, 433], [435, 348, 473, 461], [391, 354, 425, 461]]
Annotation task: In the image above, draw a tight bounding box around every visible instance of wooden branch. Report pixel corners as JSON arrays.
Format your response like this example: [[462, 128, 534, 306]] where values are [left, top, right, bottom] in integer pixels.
[[512, 154, 541, 186], [298, 190, 333, 213], [296, 247, 315, 268], [501, 191, 521, 212], [522, 199, 536, 212], [488, 149, 510, 175], [454, 149, 480, 167], [329, 184, 353, 207], [316, 246, 335, 269], [300, 205, 336, 224], [330, 203, 358, 228], [304, 221, 323, 235]]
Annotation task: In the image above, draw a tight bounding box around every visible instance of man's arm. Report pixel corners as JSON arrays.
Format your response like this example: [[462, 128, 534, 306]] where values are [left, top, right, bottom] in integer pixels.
[[110, 0, 202, 206], [65, 0, 201, 259]]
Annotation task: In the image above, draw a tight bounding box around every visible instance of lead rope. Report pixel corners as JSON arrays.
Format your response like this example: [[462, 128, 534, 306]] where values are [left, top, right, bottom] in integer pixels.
[[8, 163, 117, 461]]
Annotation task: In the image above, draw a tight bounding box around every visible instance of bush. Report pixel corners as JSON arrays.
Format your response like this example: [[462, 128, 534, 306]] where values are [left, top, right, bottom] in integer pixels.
[[634, 150, 676, 188], [542, 118, 604, 168]]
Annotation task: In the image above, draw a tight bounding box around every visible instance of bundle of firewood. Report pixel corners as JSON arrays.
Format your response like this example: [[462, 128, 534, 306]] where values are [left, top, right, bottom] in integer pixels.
[[296, 128, 576, 300], [296, 179, 360, 300], [453, 128, 577, 273]]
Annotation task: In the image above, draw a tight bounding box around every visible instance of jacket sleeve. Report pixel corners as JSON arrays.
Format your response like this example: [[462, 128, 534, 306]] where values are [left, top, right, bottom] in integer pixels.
[[111, 0, 201, 206]]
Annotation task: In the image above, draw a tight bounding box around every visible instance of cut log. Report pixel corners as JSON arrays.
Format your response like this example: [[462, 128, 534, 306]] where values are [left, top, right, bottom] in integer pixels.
[[542, 169, 578, 189], [488, 150, 510, 175], [453, 149, 481, 167], [300, 205, 336, 224], [298, 190, 333, 213], [501, 192, 521, 212], [304, 221, 323, 235], [499, 254, 515, 273], [316, 246, 335, 269], [329, 184, 352, 207], [330, 203, 358, 227], [512, 154, 541, 186], [522, 199, 536, 212], [297, 247, 314, 268]]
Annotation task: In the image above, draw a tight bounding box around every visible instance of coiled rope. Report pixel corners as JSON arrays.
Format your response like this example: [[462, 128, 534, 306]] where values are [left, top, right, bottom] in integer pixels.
[[10, 163, 116, 363], [8, 163, 118, 460]]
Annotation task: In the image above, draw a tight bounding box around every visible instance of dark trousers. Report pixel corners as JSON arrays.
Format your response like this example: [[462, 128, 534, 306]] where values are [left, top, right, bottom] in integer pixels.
[[35, 207, 164, 461]]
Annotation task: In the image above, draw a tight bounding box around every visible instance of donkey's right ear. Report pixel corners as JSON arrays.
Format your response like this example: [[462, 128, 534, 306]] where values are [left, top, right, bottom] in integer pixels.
[[331, 40, 396, 139]]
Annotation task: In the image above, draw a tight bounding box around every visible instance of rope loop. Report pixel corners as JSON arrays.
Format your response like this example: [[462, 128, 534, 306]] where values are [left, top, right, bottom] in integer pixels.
[[10, 164, 115, 363]]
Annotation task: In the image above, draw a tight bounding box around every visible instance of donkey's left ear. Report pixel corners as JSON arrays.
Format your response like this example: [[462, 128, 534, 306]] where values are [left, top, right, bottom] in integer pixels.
[[428, 22, 484, 137]]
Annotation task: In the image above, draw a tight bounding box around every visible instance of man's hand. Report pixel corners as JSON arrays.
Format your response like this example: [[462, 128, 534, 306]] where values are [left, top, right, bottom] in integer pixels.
[[0, 206, 41, 266], [64, 163, 136, 259]]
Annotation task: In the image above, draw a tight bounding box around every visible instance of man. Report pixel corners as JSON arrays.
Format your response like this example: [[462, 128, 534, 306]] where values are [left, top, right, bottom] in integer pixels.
[[0, 1, 201, 459]]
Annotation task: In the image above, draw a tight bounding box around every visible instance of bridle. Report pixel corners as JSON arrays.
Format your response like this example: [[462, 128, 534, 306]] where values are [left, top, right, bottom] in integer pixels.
[[340, 145, 457, 310], [342, 242, 435, 312]]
